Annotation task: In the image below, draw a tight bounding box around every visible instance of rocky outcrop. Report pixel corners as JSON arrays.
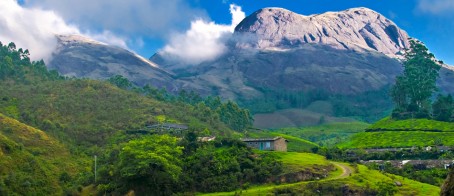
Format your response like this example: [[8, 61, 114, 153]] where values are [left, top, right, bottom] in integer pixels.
[[441, 169, 454, 196], [48, 35, 176, 89], [234, 7, 410, 59]]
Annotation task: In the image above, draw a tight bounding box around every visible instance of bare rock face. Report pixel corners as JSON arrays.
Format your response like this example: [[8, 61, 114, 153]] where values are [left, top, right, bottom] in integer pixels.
[[48, 35, 176, 89], [234, 7, 410, 59]]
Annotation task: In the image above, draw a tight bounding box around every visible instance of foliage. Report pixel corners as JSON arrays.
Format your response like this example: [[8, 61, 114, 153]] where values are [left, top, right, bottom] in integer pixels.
[[201, 164, 439, 196], [0, 113, 89, 195], [98, 135, 183, 195], [239, 86, 393, 123], [338, 131, 454, 148], [433, 94, 454, 122], [142, 87, 254, 132], [367, 117, 454, 132], [0, 42, 62, 81], [98, 136, 283, 194], [391, 39, 441, 119], [273, 122, 369, 147], [368, 163, 449, 186], [107, 75, 133, 89]]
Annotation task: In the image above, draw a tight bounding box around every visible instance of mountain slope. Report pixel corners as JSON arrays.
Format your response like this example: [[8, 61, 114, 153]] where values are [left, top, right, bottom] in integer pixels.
[[48, 35, 176, 89], [150, 7, 454, 126]]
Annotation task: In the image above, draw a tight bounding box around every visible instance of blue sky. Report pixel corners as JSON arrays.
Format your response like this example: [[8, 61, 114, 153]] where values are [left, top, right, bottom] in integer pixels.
[[2, 0, 453, 64]]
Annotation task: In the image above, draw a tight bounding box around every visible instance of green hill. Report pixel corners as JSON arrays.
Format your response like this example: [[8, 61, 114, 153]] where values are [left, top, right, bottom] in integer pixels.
[[367, 117, 454, 132], [338, 131, 454, 148], [337, 117, 454, 148], [0, 113, 87, 195]]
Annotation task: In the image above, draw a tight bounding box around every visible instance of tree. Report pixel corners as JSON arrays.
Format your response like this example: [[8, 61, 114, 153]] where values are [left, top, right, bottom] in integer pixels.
[[107, 75, 132, 89], [113, 135, 183, 195], [432, 94, 454, 121], [391, 39, 441, 119]]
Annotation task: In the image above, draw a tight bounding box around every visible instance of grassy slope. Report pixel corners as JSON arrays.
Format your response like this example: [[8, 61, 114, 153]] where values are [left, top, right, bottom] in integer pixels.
[[267, 152, 331, 174], [0, 79, 232, 146], [247, 131, 318, 152], [0, 113, 87, 195], [368, 117, 454, 132], [202, 164, 439, 196], [272, 122, 369, 146], [338, 131, 454, 148], [338, 117, 454, 148]]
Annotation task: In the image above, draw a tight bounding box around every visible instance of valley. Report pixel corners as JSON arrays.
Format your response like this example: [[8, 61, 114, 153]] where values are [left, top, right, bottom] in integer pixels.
[[1, 3, 454, 196]]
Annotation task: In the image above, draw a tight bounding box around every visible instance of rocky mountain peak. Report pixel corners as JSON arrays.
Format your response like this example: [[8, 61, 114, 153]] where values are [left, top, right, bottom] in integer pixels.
[[234, 7, 410, 58]]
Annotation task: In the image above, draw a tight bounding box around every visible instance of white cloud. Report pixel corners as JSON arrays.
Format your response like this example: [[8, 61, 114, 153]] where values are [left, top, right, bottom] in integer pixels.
[[0, 0, 131, 61], [85, 31, 129, 49], [162, 4, 246, 64], [0, 0, 79, 61], [23, 0, 205, 39], [417, 0, 454, 15]]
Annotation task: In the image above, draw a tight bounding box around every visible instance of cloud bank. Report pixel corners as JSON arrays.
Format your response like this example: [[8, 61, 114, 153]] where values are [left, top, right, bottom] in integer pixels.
[[23, 0, 205, 39], [162, 4, 246, 64], [0, 0, 79, 61], [0, 0, 130, 61], [417, 0, 454, 15]]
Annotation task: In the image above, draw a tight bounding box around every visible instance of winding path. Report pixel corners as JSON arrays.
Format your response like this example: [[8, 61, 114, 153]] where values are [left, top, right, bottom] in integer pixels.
[[202, 162, 354, 196], [331, 162, 353, 179]]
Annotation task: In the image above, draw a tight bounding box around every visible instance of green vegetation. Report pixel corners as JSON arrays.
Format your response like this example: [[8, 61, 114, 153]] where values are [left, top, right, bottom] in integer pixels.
[[246, 131, 319, 152], [368, 163, 449, 186], [0, 42, 256, 194], [368, 117, 454, 132], [0, 113, 89, 195], [391, 39, 442, 119], [241, 86, 392, 123], [267, 152, 332, 174], [272, 122, 369, 147], [97, 136, 284, 195], [202, 164, 439, 196], [338, 131, 454, 148]]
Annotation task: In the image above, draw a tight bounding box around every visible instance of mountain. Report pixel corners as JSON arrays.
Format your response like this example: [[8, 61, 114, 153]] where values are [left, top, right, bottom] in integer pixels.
[[234, 7, 409, 59], [48, 35, 176, 89], [44, 8, 454, 127], [150, 7, 454, 127]]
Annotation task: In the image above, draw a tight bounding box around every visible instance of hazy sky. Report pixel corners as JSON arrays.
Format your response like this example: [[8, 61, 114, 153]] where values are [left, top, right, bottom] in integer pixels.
[[1, 0, 453, 64]]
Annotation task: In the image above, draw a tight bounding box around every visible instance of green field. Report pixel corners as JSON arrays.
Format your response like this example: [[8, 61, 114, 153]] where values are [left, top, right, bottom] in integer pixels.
[[368, 117, 454, 132], [266, 152, 332, 174], [247, 131, 319, 152], [272, 122, 369, 146], [338, 131, 454, 148]]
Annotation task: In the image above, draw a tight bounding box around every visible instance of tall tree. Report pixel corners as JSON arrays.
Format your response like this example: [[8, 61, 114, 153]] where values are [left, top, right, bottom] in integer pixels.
[[391, 39, 441, 118]]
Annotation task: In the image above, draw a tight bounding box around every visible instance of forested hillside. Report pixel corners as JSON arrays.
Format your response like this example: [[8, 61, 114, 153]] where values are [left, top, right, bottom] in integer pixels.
[[0, 42, 276, 195]]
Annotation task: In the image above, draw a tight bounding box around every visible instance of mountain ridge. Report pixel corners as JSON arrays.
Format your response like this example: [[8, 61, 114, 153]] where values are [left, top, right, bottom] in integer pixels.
[[233, 7, 410, 59]]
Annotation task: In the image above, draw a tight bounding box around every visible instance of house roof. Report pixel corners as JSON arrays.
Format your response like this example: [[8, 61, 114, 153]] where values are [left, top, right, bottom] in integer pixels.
[[241, 137, 287, 142]]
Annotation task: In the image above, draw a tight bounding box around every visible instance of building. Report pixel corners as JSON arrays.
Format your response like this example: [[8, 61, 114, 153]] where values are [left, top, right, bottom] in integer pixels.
[[241, 137, 288, 152]]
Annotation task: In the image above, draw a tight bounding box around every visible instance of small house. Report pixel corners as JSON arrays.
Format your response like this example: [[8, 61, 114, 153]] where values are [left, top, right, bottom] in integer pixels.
[[241, 137, 288, 152]]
